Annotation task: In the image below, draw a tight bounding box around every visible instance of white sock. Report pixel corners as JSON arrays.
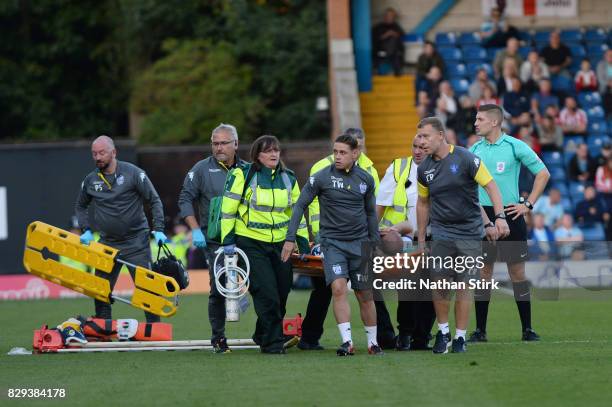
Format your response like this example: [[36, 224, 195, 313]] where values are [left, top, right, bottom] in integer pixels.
[[455, 329, 466, 340], [365, 326, 378, 347], [338, 322, 352, 344], [438, 322, 450, 335]]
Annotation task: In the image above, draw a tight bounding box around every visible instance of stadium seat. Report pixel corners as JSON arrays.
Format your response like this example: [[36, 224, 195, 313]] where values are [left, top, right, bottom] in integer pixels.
[[435, 32, 456, 46], [564, 135, 585, 152], [587, 134, 611, 157], [568, 59, 582, 75], [439, 47, 463, 61], [534, 30, 551, 44], [463, 46, 487, 62], [446, 63, 467, 79], [458, 32, 481, 46], [550, 75, 572, 93], [569, 45, 587, 59], [588, 120, 608, 135], [560, 29, 583, 43], [584, 28, 607, 43], [549, 166, 566, 183], [581, 223, 606, 241], [518, 46, 533, 59], [586, 106, 605, 121], [466, 62, 493, 78], [450, 78, 469, 95], [486, 47, 503, 60], [517, 31, 532, 44], [560, 197, 574, 213], [550, 181, 569, 197], [568, 181, 586, 202], [586, 43, 608, 58], [577, 92, 602, 108], [542, 151, 564, 167]]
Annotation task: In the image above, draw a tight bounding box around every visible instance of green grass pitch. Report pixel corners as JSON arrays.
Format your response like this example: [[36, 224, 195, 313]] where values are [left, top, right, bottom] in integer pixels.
[[1, 290, 611, 406]]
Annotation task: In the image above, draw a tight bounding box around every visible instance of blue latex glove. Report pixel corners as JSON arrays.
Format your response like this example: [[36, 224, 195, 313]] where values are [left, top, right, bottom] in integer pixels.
[[223, 244, 236, 256], [191, 228, 206, 248], [153, 231, 168, 246], [80, 230, 94, 245]]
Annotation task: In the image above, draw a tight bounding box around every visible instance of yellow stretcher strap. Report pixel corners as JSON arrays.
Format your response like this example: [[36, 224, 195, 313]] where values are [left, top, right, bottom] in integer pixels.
[[23, 248, 111, 302], [23, 221, 178, 317], [26, 221, 117, 273]]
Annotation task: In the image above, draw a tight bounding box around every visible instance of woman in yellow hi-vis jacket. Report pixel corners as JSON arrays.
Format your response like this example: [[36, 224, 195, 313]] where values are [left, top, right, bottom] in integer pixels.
[[220, 135, 310, 354]]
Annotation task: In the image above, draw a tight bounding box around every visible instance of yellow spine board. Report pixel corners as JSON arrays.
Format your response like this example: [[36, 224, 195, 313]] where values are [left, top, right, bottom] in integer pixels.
[[131, 289, 177, 317], [23, 248, 111, 302], [134, 266, 180, 297]]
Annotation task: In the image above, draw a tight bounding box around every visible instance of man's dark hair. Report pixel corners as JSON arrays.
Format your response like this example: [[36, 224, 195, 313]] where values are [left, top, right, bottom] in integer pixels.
[[478, 104, 504, 124], [335, 133, 359, 150], [250, 135, 285, 171], [417, 117, 445, 133]]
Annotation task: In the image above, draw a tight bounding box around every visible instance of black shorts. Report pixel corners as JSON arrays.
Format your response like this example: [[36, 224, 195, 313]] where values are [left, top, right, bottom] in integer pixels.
[[482, 206, 528, 265]]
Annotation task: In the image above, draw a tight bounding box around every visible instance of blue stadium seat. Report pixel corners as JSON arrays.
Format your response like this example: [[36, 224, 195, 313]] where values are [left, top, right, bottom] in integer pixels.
[[561, 197, 574, 213], [518, 31, 532, 44], [550, 181, 569, 197], [568, 59, 582, 75], [450, 78, 470, 95], [534, 30, 551, 44], [586, 43, 608, 58], [586, 106, 605, 121], [446, 63, 467, 79], [560, 29, 583, 43], [435, 32, 456, 46], [486, 47, 503, 60], [568, 181, 586, 202], [463, 46, 487, 61], [564, 135, 585, 152], [549, 166, 566, 182], [550, 75, 572, 93], [587, 134, 611, 157], [577, 92, 602, 108], [581, 223, 606, 241], [588, 120, 608, 135], [402, 33, 425, 43], [589, 56, 603, 68], [542, 151, 564, 167], [466, 62, 493, 78], [569, 45, 587, 59], [518, 46, 533, 59], [458, 32, 481, 46], [584, 28, 607, 43], [439, 47, 463, 61]]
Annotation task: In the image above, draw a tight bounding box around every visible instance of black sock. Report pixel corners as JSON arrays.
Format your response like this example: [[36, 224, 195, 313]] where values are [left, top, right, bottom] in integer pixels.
[[513, 280, 531, 331], [474, 288, 491, 332]]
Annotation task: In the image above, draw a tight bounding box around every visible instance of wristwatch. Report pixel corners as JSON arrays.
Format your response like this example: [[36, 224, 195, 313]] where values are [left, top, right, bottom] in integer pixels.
[[484, 221, 495, 229], [519, 197, 533, 210], [494, 213, 506, 220]]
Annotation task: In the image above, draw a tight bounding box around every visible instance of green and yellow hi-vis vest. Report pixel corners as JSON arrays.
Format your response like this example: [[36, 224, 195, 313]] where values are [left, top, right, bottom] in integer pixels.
[[379, 156, 413, 228], [308, 153, 379, 238]]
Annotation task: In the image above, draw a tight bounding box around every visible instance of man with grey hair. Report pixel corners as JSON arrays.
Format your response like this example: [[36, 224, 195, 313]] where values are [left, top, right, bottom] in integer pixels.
[[177, 123, 246, 353], [75, 135, 167, 323]]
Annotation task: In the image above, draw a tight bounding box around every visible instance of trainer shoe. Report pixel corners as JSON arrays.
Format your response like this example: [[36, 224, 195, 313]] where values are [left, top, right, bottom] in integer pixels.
[[451, 337, 467, 353], [212, 337, 231, 354], [395, 335, 411, 351], [522, 328, 540, 341], [432, 331, 451, 354], [467, 329, 488, 343], [336, 341, 355, 356], [297, 339, 324, 350], [283, 335, 300, 349], [368, 344, 384, 355]]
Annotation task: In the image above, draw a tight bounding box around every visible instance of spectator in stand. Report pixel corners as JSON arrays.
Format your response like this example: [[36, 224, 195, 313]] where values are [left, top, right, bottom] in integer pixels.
[[448, 95, 477, 139], [568, 143, 598, 183], [445, 128, 458, 145], [596, 142, 611, 167], [595, 156, 612, 207], [539, 30, 572, 77], [559, 96, 587, 135], [469, 67, 498, 101], [372, 7, 405, 76], [530, 78, 559, 119], [465, 134, 480, 148], [596, 49, 612, 93], [544, 104, 561, 123], [479, 6, 520, 48], [575, 186, 609, 228], [574, 59, 598, 93], [604, 79, 612, 118], [533, 188, 564, 228], [497, 57, 519, 96], [503, 78, 530, 124], [536, 114, 564, 152], [513, 114, 541, 155], [435, 81, 458, 126], [493, 37, 523, 79], [528, 213, 557, 261], [554, 214, 584, 260], [416, 41, 445, 95], [476, 84, 501, 108], [520, 50, 550, 94], [423, 66, 443, 102], [416, 91, 433, 119]]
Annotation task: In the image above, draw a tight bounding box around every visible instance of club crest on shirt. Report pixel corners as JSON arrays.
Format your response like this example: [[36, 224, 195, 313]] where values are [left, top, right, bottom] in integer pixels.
[[139, 172, 146, 182], [188, 172, 195, 182], [496, 162, 505, 173], [117, 175, 124, 185], [450, 163, 459, 174], [359, 182, 367, 194]]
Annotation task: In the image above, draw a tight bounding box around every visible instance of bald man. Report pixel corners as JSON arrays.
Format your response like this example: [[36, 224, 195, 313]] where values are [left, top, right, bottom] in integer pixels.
[[75, 135, 167, 322]]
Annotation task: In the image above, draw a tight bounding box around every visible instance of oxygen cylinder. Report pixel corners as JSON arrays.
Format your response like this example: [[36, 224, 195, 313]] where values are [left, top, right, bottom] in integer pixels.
[[224, 254, 240, 322]]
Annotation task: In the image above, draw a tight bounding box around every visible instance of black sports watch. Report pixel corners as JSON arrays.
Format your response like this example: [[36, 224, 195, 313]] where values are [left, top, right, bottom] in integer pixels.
[[519, 197, 534, 210], [494, 213, 506, 220], [484, 222, 495, 229]]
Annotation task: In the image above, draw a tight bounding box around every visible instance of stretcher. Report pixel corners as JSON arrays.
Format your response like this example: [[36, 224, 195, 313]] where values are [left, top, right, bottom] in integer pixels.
[[23, 221, 180, 317]]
